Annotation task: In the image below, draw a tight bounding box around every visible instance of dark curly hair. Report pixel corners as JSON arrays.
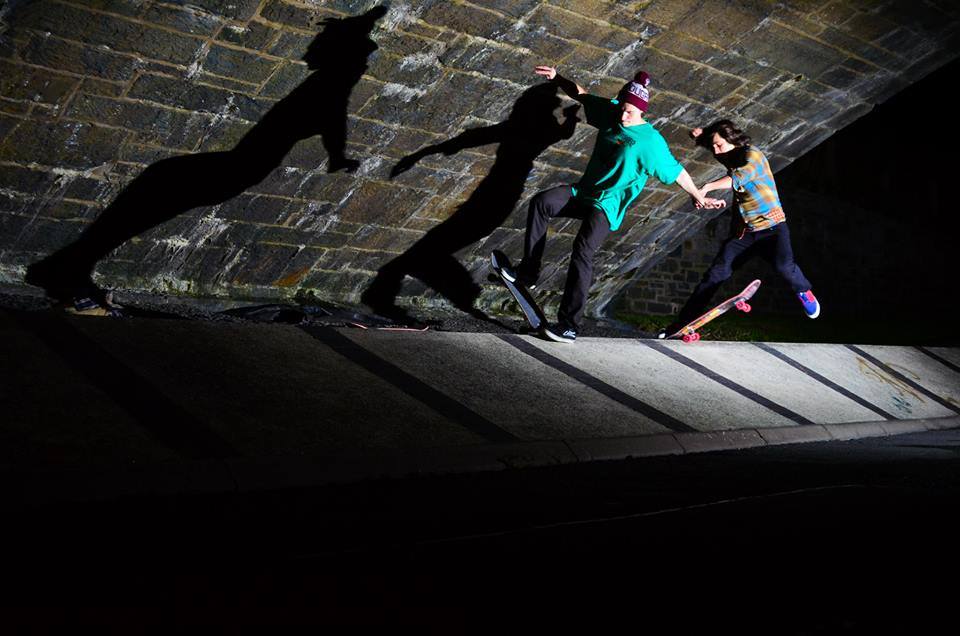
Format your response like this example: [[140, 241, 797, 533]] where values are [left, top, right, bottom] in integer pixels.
[[696, 119, 752, 149]]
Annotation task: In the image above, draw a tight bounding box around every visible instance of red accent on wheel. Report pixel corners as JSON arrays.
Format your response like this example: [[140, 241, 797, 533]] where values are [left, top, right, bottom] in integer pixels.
[[682, 334, 694, 343], [742, 302, 751, 313], [693, 332, 701, 342], [735, 300, 745, 311]]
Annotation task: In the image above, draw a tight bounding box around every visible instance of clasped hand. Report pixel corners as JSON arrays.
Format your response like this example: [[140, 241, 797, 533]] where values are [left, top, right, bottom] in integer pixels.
[[694, 197, 726, 209]]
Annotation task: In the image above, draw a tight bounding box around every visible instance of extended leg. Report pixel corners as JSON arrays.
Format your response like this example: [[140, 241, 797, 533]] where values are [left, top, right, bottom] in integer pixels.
[[672, 233, 756, 328], [765, 223, 818, 317], [555, 206, 611, 333], [767, 224, 811, 293], [520, 185, 575, 285]]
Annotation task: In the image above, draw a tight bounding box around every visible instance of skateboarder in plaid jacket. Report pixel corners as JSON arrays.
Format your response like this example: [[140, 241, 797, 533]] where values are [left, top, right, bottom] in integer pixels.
[[502, 66, 722, 343], [659, 120, 820, 338]]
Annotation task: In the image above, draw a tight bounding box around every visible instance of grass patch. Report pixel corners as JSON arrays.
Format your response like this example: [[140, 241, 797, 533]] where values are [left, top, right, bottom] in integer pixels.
[[614, 311, 957, 347]]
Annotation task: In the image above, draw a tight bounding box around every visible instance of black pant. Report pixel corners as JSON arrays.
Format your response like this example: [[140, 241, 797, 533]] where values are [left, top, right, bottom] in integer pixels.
[[521, 185, 611, 331], [675, 222, 812, 325]]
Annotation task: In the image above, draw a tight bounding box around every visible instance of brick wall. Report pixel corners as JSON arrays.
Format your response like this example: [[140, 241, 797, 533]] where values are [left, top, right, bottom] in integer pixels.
[[2, 0, 959, 318]]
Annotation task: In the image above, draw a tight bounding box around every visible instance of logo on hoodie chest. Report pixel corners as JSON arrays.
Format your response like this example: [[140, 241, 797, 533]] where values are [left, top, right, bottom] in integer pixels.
[[602, 130, 636, 150]]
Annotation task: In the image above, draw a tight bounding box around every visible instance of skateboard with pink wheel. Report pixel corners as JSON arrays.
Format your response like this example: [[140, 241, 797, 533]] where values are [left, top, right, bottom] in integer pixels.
[[668, 279, 761, 343]]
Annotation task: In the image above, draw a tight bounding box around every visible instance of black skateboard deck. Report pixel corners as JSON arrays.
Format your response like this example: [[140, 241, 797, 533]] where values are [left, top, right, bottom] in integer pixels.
[[490, 250, 546, 331]]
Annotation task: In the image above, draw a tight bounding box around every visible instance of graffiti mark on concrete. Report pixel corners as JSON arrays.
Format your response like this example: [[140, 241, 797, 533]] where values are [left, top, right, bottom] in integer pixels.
[[888, 363, 922, 381], [856, 357, 924, 415], [891, 395, 912, 413]]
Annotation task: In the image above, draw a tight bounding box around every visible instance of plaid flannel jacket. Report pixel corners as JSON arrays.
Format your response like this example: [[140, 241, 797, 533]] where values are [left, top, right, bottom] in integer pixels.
[[730, 148, 786, 232]]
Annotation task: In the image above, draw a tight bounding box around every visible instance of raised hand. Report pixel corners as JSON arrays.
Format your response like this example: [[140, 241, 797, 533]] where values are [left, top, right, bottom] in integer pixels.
[[534, 66, 557, 80]]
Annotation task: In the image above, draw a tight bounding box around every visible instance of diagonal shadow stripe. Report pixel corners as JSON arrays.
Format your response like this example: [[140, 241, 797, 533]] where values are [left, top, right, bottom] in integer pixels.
[[497, 334, 697, 433], [752, 343, 897, 420], [302, 326, 519, 443], [10, 310, 238, 459], [915, 346, 960, 375], [846, 345, 960, 415], [643, 341, 815, 427]]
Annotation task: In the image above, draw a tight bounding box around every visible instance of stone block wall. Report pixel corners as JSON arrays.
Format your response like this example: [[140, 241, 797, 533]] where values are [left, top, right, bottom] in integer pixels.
[[1, 0, 959, 318]]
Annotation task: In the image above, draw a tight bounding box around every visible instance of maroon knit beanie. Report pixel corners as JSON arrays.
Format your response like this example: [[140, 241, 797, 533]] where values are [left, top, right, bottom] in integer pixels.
[[619, 71, 651, 111]]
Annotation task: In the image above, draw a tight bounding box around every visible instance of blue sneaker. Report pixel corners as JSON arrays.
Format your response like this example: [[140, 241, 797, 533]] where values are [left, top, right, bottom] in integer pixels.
[[797, 290, 820, 319], [542, 324, 576, 343]]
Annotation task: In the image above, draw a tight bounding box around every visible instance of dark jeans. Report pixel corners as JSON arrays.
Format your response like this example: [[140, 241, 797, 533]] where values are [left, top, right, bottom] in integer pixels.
[[520, 185, 611, 331], [676, 222, 811, 325]]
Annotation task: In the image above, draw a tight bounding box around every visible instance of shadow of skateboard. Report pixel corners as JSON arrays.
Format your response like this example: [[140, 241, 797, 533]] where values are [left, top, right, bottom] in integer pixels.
[[490, 250, 547, 331], [669, 279, 762, 343]]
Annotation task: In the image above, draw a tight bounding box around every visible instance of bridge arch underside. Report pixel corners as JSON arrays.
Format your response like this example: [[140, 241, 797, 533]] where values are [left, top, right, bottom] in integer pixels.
[[1, 0, 957, 321]]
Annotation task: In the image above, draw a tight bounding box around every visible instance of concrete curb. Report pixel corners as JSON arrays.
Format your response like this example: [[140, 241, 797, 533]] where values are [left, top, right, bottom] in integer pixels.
[[7, 416, 959, 505]]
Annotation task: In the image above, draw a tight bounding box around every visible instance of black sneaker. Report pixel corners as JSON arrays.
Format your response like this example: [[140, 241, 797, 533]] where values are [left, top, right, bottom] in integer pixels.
[[500, 265, 537, 291], [542, 324, 576, 343], [499, 263, 519, 283], [657, 322, 682, 340]]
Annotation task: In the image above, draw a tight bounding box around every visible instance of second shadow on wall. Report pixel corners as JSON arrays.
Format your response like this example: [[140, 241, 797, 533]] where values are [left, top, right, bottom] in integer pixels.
[[361, 82, 580, 324]]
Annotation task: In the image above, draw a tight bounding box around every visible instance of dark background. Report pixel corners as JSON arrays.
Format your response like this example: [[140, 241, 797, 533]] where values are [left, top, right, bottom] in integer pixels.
[[775, 55, 959, 318], [5, 429, 958, 631]]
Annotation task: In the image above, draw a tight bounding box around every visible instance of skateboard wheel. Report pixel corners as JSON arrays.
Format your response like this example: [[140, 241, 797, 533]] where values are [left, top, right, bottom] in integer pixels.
[[682, 334, 693, 343], [742, 302, 751, 313], [692, 332, 701, 342]]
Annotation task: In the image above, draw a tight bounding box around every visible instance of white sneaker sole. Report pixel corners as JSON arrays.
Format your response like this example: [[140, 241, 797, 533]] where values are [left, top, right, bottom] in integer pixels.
[[542, 328, 575, 343]]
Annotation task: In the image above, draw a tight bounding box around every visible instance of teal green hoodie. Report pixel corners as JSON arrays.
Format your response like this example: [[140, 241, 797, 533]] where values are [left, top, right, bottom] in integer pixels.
[[571, 94, 684, 231]]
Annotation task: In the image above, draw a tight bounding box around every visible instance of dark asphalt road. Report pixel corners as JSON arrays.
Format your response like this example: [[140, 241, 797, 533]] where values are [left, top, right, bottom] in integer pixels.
[[3, 429, 958, 631]]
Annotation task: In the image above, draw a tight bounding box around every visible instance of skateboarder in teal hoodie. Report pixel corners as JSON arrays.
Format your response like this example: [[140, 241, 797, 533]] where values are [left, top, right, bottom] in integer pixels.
[[501, 66, 721, 343]]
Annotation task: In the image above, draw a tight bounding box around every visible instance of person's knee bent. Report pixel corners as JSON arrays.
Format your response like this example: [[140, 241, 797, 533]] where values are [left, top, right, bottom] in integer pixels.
[[529, 190, 555, 220], [704, 264, 732, 286]]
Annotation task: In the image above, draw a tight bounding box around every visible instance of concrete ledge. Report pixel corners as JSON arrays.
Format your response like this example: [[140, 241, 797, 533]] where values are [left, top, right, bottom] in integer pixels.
[[7, 417, 959, 504], [823, 421, 889, 441], [223, 441, 582, 493], [923, 416, 960, 430], [478, 441, 581, 470], [880, 419, 938, 436], [567, 434, 685, 462], [675, 429, 767, 453], [759, 424, 833, 445]]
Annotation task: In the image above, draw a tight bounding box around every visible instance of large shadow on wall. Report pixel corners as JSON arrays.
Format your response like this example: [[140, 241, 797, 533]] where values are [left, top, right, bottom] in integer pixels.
[[25, 6, 387, 302], [361, 83, 580, 323]]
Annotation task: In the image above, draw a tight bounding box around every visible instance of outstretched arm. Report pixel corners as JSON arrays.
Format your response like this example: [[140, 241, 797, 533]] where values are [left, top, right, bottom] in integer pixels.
[[702, 176, 733, 194], [390, 123, 506, 178], [534, 66, 586, 100], [675, 169, 726, 210]]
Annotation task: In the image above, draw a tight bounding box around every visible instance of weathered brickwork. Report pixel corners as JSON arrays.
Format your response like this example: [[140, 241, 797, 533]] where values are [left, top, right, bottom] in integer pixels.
[[1, 0, 958, 316]]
